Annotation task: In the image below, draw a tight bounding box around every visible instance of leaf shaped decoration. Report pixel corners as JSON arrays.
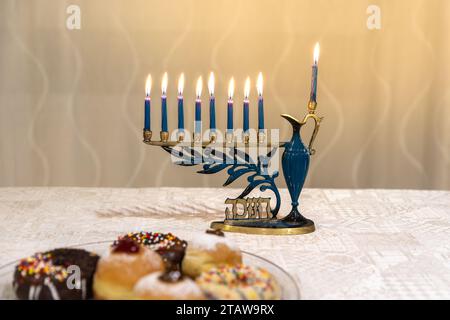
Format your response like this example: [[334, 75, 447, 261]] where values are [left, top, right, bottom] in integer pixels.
[[223, 167, 255, 186], [161, 145, 281, 217]]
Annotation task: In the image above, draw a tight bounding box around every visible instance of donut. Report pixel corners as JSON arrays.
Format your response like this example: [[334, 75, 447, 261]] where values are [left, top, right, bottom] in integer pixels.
[[13, 248, 99, 300], [182, 230, 242, 278], [116, 231, 187, 268], [196, 264, 281, 300], [134, 270, 205, 300], [93, 238, 164, 300]]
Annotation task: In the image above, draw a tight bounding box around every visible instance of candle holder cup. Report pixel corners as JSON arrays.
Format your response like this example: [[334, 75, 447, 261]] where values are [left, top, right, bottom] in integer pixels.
[[143, 106, 323, 235]]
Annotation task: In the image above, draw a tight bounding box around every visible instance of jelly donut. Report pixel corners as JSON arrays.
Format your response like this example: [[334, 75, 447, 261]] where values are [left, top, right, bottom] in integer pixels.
[[196, 264, 281, 300], [134, 270, 205, 300], [182, 230, 242, 278], [13, 248, 99, 300], [93, 238, 164, 300]]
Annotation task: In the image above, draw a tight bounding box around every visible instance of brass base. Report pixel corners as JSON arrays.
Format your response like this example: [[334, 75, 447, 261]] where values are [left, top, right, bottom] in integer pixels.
[[210, 219, 315, 235]]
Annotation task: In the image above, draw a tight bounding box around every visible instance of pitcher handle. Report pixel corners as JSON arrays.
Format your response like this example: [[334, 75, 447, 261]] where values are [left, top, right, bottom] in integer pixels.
[[301, 113, 323, 155]]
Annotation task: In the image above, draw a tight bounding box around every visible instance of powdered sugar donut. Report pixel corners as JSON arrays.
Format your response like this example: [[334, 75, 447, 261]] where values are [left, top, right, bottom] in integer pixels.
[[182, 230, 242, 278], [134, 270, 205, 300]]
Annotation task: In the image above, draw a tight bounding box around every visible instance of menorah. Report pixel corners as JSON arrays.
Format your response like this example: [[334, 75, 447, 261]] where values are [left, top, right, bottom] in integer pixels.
[[141, 45, 322, 235]]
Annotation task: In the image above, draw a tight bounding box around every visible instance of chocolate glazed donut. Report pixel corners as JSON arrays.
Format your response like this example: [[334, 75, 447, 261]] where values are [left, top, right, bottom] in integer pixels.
[[13, 248, 99, 300], [115, 232, 187, 268]]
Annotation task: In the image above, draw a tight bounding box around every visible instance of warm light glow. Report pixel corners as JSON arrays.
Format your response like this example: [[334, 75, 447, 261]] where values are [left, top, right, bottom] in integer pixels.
[[161, 72, 168, 95], [145, 74, 152, 96], [208, 72, 215, 96], [228, 78, 235, 100], [196, 76, 203, 98], [313, 42, 320, 64], [244, 77, 251, 99], [256, 72, 263, 96], [178, 73, 185, 95]]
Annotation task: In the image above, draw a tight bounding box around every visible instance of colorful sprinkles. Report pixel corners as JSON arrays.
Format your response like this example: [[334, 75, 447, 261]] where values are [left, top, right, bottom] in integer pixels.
[[196, 264, 278, 299], [16, 252, 68, 282]]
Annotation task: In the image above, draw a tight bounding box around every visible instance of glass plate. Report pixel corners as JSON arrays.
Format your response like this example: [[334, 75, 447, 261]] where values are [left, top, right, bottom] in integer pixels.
[[0, 240, 300, 300]]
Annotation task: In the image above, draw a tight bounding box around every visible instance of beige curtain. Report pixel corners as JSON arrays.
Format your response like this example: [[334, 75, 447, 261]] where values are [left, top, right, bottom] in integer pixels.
[[0, 0, 449, 190]]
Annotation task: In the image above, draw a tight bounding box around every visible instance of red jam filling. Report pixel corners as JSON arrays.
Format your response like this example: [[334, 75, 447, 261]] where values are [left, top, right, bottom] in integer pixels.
[[112, 238, 140, 254]]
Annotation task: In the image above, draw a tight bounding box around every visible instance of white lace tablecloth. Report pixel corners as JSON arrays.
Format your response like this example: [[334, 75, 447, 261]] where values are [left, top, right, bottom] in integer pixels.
[[0, 187, 449, 299]]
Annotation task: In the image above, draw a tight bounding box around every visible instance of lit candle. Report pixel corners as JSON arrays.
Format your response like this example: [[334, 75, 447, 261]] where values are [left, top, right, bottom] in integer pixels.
[[256, 72, 264, 131], [208, 72, 216, 131], [243, 77, 250, 133], [227, 78, 235, 131], [161, 72, 168, 132], [144, 74, 152, 131], [195, 76, 203, 134], [310, 43, 320, 103], [177, 73, 185, 130]]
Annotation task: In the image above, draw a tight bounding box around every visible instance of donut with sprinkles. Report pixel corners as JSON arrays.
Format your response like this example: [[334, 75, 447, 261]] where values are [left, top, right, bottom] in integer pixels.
[[196, 264, 281, 300], [13, 248, 99, 300], [114, 232, 187, 268]]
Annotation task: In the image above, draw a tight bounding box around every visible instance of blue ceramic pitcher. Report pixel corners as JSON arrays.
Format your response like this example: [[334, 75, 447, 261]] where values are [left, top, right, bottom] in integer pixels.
[[281, 113, 321, 224]]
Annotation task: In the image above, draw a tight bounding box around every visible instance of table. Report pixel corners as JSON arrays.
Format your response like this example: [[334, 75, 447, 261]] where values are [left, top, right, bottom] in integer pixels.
[[0, 187, 449, 299]]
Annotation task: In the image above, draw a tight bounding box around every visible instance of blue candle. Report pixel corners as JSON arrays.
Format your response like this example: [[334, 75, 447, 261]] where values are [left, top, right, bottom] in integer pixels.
[[178, 96, 184, 130], [243, 100, 249, 132], [243, 77, 250, 133], [227, 78, 235, 131], [227, 99, 233, 131], [258, 96, 264, 130], [310, 43, 320, 103], [208, 72, 216, 131], [195, 76, 203, 134], [144, 74, 152, 130], [310, 65, 318, 103], [177, 73, 185, 130], [257, 72, 264, 130], [161, 72, 168, 132], [161, 96, 168, 132], [209, 97, 216, 131], [195, 100, 201, 134], [145, 97, 151, 130]]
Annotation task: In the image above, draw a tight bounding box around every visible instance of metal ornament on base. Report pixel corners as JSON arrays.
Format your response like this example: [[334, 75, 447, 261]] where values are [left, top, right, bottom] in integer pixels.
[[143, 103, 323, 235]]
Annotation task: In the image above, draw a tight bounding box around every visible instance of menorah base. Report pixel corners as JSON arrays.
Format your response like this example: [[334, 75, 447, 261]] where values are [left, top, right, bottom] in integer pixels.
[[210, 218, 315, 235]]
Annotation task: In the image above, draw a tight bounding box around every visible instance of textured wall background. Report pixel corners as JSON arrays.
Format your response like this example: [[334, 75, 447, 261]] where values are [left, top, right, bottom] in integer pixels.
[[0, 0, 449, 190]]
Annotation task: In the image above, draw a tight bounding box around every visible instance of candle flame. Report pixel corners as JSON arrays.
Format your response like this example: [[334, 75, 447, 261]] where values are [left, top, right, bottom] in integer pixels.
[[313, 42, 320, 64], [208, 72, 215, 96], [145, 74, 152, 96], [256, 72, 263, 96], [196, 76, 203, 98], [244, 77, 250, 99], [178, 73, 185, 95], [161, 72, 168, 95], [228, 78, 235, 99]]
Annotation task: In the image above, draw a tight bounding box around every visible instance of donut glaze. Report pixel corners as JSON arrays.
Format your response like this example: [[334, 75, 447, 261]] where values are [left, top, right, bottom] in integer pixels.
[[13, 248, 99, 300], [115, 232, 187, 252]]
